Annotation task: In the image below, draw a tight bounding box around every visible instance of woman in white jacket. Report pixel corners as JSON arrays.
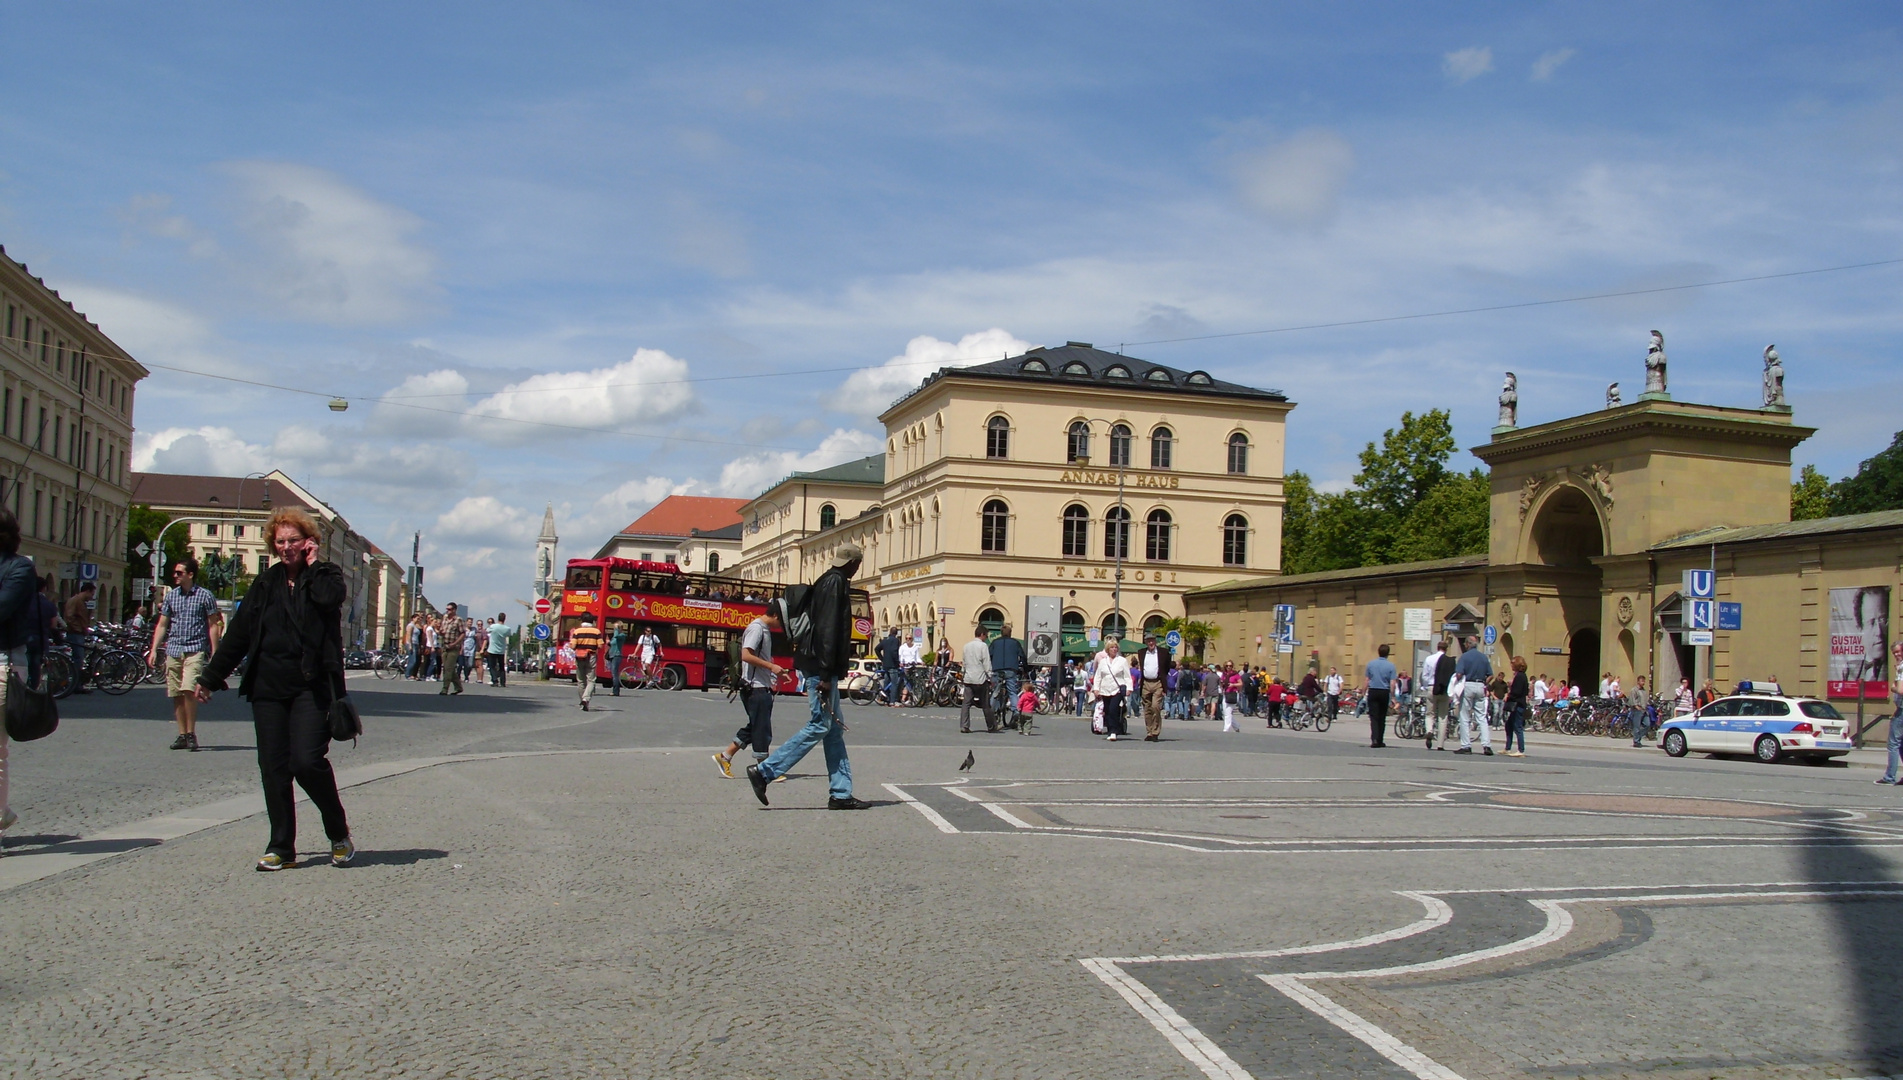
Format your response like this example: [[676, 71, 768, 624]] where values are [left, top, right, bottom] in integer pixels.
[[1091, 640, 1135, 741]]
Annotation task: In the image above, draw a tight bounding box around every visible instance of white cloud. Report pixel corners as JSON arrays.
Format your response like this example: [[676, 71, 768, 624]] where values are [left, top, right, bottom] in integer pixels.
[[132, 426, 270, 475], [373, 368, 470, 437], [226, 161, 438, 325], [464, 348, 697, 437], [434, 496, 538, 547], [1443, 46, 1494, 84], [839, 328, 1032, 416], [716, 428, 883, 497], [566, 475, 708, 543], [1531, 48, 1576, 82], [1232, 130, 1356, 227]]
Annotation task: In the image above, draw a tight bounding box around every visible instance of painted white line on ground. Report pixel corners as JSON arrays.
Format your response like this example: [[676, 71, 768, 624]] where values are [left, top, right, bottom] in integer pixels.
[[1079, 958, 1256, 1080], [1293, 900, 1574, 980], [982, 802, 1038, 829], [944, 786, 985, 803], [1261, 974, 1467, 1080], [1432, 878, 1903, 894], [1101, 891, 1452, 964], [880, 784, 959, 833]]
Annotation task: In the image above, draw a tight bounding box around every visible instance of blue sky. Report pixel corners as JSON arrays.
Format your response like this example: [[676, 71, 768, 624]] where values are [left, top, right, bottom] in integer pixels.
[[2, 2, 1899, 612]]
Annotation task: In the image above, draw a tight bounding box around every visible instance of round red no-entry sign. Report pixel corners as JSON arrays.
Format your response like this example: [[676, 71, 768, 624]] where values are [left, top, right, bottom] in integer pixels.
[[534, 597, 553, 614]]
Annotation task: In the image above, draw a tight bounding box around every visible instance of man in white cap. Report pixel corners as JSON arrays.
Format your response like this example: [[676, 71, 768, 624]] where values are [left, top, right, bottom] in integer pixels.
[[746, 544, 871, 810]]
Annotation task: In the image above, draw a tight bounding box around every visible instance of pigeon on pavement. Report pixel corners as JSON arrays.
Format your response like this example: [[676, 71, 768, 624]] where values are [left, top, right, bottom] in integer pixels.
[[959, 751, 975, 771]]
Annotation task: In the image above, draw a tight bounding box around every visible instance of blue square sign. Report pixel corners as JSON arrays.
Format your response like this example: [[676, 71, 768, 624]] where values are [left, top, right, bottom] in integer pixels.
[[1683, 569, 1715, 598], [1717, 602, 1742, 631]]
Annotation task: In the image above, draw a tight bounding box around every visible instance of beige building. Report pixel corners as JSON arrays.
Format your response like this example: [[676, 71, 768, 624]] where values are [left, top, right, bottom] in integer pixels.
[[1186, 386, 1903, 743], [131, 469, 403, 647], [0, 244, 147, 617], [730, 344, 1292, 656]]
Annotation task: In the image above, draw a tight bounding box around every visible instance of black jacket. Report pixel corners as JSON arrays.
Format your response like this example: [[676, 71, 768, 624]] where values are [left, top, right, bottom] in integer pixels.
[[800, 564, 855, 680], [877, 632, 901, 668], [0, 553, 40, 652], [200, 560, 347, 700], [989, 634, 1026, 674]]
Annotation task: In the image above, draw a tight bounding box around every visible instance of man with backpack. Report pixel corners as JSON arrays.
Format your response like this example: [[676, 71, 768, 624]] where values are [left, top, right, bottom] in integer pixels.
[[746, 545, 871, 810]]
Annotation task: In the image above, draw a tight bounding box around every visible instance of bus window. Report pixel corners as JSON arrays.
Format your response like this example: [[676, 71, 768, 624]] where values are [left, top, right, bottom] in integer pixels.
[[567, 566, 601, 589], [671, 626, 707, 648], [607, 569, 637, 591]]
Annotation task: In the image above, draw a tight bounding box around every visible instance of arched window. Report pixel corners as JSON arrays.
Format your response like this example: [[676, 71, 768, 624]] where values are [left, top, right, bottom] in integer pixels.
[[1222, 513, 1248, 567], [1067, 421, 1091, 463], [981, 499, 1009, 552], [1104, 506, 1130, 559], [1109, 424, 1132, 467], [1143, 614, 1168, 639], [1227, 432, 1249, 475], [1102, 612, 1128, 643], [819, 503, 836, 529], [708, 552, 721, 573], [977, 606, 1006, 639], [986, 415, 1010, 459], [1150, 426, 1173, 469], [1061, 504, 1090, 557], [1146, 509, 1172, 561]]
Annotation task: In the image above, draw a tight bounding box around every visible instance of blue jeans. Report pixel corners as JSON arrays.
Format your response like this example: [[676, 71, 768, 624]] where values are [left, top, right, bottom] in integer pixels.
[[992, 670, 1021, 718], [758, 680, 853, 800], [1883, 695, 1903, 783], [882, 664, 901, 704]]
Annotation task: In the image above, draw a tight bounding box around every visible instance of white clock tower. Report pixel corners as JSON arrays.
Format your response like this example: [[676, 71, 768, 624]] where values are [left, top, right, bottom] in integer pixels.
[[535, 504, 559, 600]]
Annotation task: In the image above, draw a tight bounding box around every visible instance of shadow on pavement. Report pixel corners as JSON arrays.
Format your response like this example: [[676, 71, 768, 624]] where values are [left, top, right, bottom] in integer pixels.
[[0, 832, 80, 850], [1803, 835, 1903, 1071], [345, 847, 450, 867]]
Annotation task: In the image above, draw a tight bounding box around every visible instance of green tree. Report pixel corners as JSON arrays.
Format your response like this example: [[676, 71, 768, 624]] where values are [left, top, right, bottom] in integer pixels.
[[125, 505, 190, 614], [1159, 616, 1222, 662], [1279, 471, 1317, 572], [1829, 430, 1903, 515], [1391, 468, 1491, 562], [1790, 464, 1834, 520], [1354, 409, 1457, 516]]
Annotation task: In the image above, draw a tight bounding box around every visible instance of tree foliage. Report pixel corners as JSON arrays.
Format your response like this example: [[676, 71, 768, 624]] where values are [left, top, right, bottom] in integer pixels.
[[1790, 464, 1833, 521], [1281, 410, 1489, 574], [1158, 616, 1221, 662], [125, 505, 191, 613], [1829, 430, 1903, 516]]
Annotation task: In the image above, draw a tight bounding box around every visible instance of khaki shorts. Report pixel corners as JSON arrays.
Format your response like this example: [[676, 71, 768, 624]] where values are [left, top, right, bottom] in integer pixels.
[[166, 651, 208, 697]]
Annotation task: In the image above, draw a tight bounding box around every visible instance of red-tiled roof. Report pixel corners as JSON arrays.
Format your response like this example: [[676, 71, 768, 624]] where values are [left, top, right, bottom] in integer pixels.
[[620, 496, 747, 538], [131, 473, 313, 512]]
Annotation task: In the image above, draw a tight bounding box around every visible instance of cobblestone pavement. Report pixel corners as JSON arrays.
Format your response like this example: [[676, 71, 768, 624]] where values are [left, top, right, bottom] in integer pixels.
[[5, 681, 1903, 1078]]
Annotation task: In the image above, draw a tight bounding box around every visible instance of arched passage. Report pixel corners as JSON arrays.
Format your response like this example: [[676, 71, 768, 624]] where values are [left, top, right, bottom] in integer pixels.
[[1568, 627, 1600, 690]]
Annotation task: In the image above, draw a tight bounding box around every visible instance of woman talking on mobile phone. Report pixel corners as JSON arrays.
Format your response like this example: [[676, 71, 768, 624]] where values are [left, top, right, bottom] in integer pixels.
[[196, 507, 354, 871]]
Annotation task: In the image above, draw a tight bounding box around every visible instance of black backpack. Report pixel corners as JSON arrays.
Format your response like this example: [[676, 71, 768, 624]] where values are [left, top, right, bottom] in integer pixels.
[[773, 585, 816, 662]]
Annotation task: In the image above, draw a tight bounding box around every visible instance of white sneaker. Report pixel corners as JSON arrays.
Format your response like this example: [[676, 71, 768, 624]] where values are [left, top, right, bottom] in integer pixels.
[[0, 808, 15, 831], [1106, 734, 1117, 741]]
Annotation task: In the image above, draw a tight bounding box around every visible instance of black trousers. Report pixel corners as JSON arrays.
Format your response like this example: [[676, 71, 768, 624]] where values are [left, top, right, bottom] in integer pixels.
[[486, 653, 507, 686], [1102, 692, 1127, 736], [253, 690, 349, 858], [734, 685, 774, 756], [1366, 688, 1391, 746]]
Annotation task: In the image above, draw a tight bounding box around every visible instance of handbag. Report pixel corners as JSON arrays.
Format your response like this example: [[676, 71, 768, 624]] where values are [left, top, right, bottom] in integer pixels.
[[327, 673, 362, 743], [5, 667, 58, 742]]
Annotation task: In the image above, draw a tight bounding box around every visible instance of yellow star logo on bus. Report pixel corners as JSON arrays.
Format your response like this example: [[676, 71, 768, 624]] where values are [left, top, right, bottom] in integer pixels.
[[625, 596, 648, 617]]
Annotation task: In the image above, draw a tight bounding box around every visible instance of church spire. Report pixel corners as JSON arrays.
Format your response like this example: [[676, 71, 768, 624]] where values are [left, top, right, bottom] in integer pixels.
[[538, 503, 559, 544]]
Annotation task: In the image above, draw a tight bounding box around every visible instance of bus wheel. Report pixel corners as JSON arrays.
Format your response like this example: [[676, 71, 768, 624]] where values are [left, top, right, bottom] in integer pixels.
[[661, 665, 686, 691]]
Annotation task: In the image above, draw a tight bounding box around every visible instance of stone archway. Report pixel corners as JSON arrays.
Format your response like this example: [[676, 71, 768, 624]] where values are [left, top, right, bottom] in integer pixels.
[[1525, 484, 1607, 568]]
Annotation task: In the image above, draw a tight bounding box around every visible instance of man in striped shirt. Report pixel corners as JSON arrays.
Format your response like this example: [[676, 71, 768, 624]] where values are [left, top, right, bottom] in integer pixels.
[[570, 615, 602, 711]]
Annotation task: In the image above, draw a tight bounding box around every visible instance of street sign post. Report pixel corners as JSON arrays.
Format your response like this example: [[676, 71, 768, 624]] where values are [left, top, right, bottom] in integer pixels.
[[1687, 630, 1714, 646], [1687, 599, 1714, 631], [1273, 603, 1296, 644], [531, 623, 552, 641], [1483, 625, 1498, 646], [1684, 569, 1715, 598]]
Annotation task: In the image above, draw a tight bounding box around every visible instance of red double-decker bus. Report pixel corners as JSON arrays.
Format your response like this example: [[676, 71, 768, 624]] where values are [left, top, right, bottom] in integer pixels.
[[548, 558, 871, 691]]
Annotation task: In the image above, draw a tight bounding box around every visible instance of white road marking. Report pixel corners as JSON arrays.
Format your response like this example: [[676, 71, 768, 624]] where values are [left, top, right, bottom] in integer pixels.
[[1101, 891, 1452, 964], [1288, 900, 1574, 980], [881, 784, 959, 833], [1261, 974, 1467, 1080], [1078, 958, 1256, 1080]]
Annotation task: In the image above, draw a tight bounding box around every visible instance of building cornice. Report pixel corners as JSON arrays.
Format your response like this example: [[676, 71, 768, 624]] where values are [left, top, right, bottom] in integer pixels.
[[1473, 400, 1813, 467]]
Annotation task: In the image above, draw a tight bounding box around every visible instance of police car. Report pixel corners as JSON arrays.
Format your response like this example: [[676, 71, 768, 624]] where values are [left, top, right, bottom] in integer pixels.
[[1658, 689, 1853, 763]]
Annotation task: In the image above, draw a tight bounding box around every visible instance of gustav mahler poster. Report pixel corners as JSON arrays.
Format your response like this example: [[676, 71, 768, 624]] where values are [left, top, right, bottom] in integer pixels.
[[1828, 586, 1890, 698]]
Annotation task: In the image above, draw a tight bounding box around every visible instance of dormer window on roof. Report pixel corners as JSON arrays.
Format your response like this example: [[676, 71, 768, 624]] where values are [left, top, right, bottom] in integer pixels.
[[1019, 358, 1050, 374], [1185, 370, 1213, 386], [1144, 368, 1172, 383], [1103, 364, 1132, 379], [1060, 360, 1091, 376]]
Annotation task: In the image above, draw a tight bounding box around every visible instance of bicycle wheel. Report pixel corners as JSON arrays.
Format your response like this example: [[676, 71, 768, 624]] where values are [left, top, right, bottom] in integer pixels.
[[659, 665, 685, 691], [373, 655, 399, 679], [94, 650, 140, 695], [43, 653, 74, 699], [1315, 710, 1332, 733], [848, 681, 877, 706]]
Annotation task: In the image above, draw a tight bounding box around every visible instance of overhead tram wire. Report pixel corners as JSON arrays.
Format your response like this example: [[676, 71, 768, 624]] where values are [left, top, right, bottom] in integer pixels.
[[12, 254, 1897, 421]]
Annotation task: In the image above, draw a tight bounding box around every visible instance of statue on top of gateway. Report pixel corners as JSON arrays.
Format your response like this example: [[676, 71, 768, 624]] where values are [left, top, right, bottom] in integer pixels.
[[1644, 330, 1668, 396], [1496, 372, 1518, 428], [1763, 344, 1786, 408]]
